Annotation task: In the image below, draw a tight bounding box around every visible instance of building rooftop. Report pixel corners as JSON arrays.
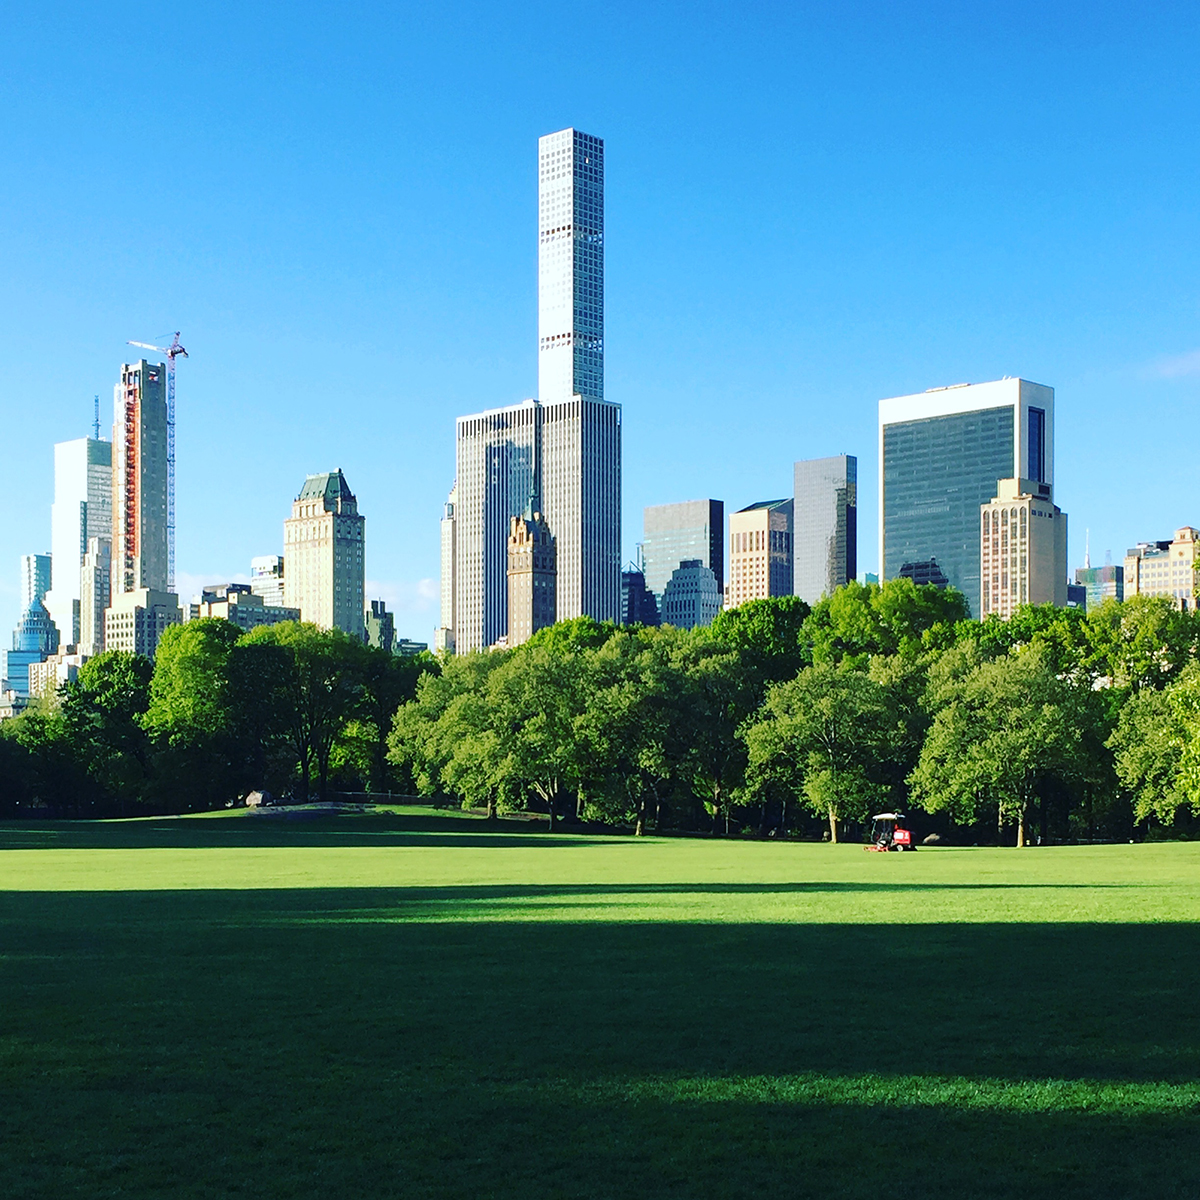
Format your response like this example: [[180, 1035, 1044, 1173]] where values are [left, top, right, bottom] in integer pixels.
[[298, 469, 355, 505], [737, 499, 790, 513]]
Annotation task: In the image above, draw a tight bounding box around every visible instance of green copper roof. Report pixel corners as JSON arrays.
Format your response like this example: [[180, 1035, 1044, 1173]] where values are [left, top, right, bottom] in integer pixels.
[[298, 469, 355, 504]]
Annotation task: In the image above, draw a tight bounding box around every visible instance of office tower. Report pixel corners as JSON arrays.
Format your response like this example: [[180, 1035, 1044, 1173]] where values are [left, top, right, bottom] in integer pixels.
[[283, 469, 366, 638], [454, 399, 620, 650], [1124, 528, 1199, 610], [21, 554, 52, 610], [660, 560, 722, 630], [539, 128, 604, 404], [250, 555, 286, 608], [435, 486, 457, 653], [793, 456, 857, 604], [1066, 583, 1087, 611], [449, 129, 619, 652], [189, 584, 300, 630], [1075, 565, 1124, 608], [621, 566, 660, 627], [727, 500, 794, 609], [43, 437, 112, 645], [1, 589, 61, 697], [79, 537, 112, 657], [879, 378, 1055, 617], [104, 589, 183, 657], [979, 478, 1067, 619], [642, 500, 724, 602], [506, 508, 557, 647], [364, 599, 396, 653], [112, 361, 169, 597]]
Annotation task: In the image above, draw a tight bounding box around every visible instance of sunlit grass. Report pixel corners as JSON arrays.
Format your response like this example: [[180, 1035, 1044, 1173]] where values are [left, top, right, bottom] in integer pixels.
[[2, 811, 1198, 1198]]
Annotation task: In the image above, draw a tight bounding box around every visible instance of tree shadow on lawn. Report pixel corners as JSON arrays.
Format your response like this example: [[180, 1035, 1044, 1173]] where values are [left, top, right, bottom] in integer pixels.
[[1, 893, 1198, 1198], [0, 818, 604, 851]]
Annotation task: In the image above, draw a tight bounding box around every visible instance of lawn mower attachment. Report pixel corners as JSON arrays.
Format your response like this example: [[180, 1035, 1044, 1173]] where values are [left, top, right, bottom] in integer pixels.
[[865, 812, 915, 852]]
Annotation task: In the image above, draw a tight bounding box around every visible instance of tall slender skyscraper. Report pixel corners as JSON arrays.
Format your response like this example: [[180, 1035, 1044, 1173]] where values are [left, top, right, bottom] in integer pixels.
[[793, 456, 857, 604], [43, 436, 112, 644], [450, 128, 620, 652], [112, 360, 169, 597], [538, 128, 604, 403]]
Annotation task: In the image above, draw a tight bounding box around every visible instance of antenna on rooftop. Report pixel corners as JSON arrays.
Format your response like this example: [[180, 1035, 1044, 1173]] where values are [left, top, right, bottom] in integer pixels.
[[1085, 528, 1090, 570], [92, 394, 100, 441]]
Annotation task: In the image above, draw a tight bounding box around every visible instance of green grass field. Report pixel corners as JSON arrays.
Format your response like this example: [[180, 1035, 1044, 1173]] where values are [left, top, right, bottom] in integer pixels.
[[3, 811, 1199, 1198]]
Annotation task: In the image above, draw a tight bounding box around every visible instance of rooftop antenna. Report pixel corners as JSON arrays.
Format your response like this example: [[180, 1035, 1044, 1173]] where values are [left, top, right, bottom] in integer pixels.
[[92, 394, 100, 441], [1085, 528, 1091, 570]]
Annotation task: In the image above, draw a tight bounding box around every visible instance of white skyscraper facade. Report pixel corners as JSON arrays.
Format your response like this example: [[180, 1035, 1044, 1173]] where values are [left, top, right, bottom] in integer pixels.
[[43, 437, 112, 646], [448, 128, 621, 652], [538, 128, 604, 404]]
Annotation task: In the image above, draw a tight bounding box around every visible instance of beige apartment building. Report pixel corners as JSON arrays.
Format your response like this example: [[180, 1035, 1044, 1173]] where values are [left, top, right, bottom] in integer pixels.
[[104, 588, 183, 657], [726, 499, 793, 610], [1124, 527, 1199, 610], [283, 470, 366, 639], [979, 478, 1067, 619]]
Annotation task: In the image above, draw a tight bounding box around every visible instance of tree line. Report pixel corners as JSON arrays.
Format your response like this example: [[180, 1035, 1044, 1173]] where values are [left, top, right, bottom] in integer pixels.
[[4, 579, 1200, 843]]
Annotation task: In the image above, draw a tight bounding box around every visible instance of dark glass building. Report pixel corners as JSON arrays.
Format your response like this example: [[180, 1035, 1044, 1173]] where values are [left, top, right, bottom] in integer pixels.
[[642, 500, 724, 602], [879, 379, 1055, 617]]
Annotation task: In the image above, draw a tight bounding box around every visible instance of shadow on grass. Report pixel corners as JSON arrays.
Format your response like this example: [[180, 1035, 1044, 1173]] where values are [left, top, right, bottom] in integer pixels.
[[1, 890, 1198, 1198], [0, 815, 605, 851]]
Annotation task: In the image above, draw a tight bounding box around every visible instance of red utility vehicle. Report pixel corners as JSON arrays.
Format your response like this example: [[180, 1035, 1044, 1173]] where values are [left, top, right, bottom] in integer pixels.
[[865, 812, 915, 852]]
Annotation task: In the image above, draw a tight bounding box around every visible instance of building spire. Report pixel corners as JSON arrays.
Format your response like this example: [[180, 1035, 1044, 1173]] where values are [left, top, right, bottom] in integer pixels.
[[1085, 528, 1091, 570]]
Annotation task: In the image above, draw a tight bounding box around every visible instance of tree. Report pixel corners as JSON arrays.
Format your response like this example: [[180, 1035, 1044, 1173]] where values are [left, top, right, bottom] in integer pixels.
[[242, 623, 366, 801], [337, 649, 438, 792], [143, 619, 245, 809], [910, 646, 1090, 846], [709, 596, 811, 686], [484, 641, 588, 828], [388, 651, 510, 814], [574, 627, 686, 834], [1084, 595, 1198, 693], [673, 632, 758, 833], [743, 662, 898, 842], [806, 578, 968, 667], [1107, 678, 1189, 827], [59, 651, 154, 814]]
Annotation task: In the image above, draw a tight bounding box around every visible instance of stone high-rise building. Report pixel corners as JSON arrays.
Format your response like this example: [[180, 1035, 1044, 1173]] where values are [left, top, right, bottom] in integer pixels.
[[79, 537, 112, 657], [1124, 527, 1200, 611], [727, 500, 794, 609], [283, 470, 366, 639], [506, 507, 557, 647], [979, 478, 1067, 619], [435, 486, 457, 653]]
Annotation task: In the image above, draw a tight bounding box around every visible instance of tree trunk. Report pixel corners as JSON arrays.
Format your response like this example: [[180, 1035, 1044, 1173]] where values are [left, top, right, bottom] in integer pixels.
[[486, 794, 497, 820], [1016, 806, 1026, 848], [828, 805, 838, 844]]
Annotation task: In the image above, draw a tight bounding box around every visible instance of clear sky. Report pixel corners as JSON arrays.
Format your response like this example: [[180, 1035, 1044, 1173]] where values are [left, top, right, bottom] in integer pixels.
[[2, 1, 1198, 641]]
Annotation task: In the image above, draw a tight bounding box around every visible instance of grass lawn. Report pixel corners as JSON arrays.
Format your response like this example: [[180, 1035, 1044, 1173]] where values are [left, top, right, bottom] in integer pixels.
[[2, 812, 1199, 1198]]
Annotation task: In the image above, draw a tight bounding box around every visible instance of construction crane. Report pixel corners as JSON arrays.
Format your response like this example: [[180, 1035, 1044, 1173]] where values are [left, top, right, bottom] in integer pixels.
[[128, 332, 188, 590]]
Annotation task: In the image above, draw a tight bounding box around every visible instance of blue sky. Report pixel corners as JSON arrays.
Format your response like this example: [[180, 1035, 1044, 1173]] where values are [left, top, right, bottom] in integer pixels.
[[2, 1, 1198, 640]]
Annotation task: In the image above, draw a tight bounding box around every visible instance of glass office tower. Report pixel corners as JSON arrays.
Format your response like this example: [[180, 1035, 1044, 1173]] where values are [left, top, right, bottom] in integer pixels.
[[793, 456, 857, 604], [878, 379, 1055, 617], [642, 499, 725, 602]]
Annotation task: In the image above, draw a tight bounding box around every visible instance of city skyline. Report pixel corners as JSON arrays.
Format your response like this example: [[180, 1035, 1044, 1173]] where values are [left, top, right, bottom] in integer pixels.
[[3, 5, 1200, 640]]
